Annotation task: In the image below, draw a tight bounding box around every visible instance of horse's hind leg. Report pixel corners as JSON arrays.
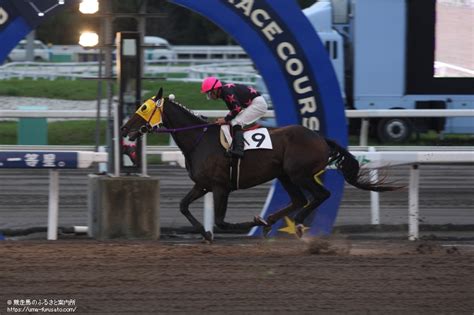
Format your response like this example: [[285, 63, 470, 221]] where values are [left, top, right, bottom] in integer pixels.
[[293, 177, 331, 238], [262, 175, 307, 235], [213, 187, 265, 232], [180, 185, 212, 241]]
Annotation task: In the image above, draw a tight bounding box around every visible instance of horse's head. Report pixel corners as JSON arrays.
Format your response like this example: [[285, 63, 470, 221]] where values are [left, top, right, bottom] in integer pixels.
[[121, 88, 164, 141]]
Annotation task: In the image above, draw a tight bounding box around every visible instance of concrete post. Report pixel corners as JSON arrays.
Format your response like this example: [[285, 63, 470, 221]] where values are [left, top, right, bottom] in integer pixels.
[[88, 175, 160, 239]]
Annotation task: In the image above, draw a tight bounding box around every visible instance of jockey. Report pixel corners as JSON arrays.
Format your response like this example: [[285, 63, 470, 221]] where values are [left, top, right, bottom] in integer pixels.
[[201, 76, 268, 158]]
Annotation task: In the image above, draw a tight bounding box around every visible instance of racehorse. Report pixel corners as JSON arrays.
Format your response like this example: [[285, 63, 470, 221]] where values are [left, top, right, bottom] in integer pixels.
[[121, 89, 399, 241]]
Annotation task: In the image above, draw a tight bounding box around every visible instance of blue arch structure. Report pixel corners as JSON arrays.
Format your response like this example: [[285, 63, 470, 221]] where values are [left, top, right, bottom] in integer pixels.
[[0, 0, 73, 63], [171, 0, 348, 236]]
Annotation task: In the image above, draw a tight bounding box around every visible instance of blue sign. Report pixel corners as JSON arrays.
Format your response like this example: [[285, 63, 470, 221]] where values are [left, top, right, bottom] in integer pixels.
[[0, 152, 78, 169], [171, 0, 348, 236]]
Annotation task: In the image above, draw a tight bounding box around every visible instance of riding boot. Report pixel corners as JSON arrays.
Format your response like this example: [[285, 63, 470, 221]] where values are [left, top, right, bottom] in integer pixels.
[[229, 125, 245, 158]]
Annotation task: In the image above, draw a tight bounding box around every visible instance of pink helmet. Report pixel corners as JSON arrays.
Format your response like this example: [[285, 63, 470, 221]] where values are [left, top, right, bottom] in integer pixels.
[[201, 76, 222, 93]]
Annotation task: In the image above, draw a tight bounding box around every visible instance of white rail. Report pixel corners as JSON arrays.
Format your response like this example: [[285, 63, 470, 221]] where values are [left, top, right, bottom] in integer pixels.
[[187, 60, 258, 83], [50, 44, 247, 61], [174, 45, 247, 58], [360, 148, 474, 240], [0, 59, 253, 80], [347, 109, 474, 118], [0, 110, 108, 118], [0, 150, 107, 240], [0, 61, 102, 80]]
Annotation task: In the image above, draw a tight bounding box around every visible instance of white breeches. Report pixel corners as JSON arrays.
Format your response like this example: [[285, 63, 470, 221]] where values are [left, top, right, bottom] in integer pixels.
[[230, 96, 268, 127]]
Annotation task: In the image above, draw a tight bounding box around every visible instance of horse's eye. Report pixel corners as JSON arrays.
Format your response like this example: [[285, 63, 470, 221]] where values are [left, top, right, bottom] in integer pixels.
[[141, 105, 147, 111]]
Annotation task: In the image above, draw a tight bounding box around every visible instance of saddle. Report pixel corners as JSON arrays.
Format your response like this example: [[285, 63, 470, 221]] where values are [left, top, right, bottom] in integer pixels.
[[219, 124, 272, 151], [219, 124, 273, 190]]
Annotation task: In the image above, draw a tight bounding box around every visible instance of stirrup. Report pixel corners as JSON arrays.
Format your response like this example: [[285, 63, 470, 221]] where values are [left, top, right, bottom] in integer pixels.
[[225, 146, 244, 158]]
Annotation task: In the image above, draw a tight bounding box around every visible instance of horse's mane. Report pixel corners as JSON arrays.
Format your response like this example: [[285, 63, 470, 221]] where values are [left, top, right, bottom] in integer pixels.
[[165, 97, 208, 124]]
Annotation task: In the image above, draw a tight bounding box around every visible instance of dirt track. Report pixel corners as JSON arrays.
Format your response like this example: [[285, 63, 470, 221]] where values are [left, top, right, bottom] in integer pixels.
[[1, 238, 473, 314]]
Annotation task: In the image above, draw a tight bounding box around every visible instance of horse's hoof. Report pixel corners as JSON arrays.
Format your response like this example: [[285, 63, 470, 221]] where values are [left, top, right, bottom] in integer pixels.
[[262, 225, 272, 238], [295, 224, 305, 239], [202, 238, 213, 244], [202, 231, 213, 243], [254, 215, 269, 227]]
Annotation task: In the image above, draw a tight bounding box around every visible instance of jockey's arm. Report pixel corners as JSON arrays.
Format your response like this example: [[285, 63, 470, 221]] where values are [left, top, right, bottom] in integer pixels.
[[221, 86, 244, 122], [224, 106, 243, 122]]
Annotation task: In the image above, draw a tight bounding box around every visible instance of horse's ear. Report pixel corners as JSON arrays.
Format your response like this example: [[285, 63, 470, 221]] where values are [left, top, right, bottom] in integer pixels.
[[154, 88, 163, 101]]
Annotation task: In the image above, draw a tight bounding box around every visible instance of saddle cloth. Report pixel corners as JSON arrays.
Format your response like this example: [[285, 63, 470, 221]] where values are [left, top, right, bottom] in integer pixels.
[[219, 125, 273, 151]]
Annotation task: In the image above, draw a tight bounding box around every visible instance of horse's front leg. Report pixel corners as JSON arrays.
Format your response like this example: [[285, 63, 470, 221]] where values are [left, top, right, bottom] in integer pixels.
[[180, 185, 212, 242]]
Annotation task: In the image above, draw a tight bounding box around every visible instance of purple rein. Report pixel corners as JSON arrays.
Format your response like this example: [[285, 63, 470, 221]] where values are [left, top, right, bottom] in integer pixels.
[[150, 123, 218, 154], [150, 123, 217, 134]]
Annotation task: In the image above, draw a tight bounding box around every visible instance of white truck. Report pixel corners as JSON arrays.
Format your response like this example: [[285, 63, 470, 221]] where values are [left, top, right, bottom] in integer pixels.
[[6, 39, 50, 62], [143, 36, 177, 61], [304, 0, 473, 142]]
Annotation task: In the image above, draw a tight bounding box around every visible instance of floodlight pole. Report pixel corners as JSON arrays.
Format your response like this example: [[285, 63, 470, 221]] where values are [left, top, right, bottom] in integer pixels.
[[94, 45, 103, 153], [102, 0, 115, 175], [138, 0, 147, 176]]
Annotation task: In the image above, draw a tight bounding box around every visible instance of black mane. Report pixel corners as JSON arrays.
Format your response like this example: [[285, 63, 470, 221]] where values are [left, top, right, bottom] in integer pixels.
[[164, 97, 209, 124]]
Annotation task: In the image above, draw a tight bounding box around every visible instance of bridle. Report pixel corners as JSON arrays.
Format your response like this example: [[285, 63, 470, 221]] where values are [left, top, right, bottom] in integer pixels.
[[138, 97, 164, 134], [134, 98, 217, 155]]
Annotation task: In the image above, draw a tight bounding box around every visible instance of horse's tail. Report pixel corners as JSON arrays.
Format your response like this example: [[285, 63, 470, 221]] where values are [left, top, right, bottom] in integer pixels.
[[325, 139, 400, 192]]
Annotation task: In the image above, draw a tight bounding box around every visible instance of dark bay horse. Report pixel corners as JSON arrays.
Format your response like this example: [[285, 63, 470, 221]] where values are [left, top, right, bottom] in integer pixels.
[[121, 89, 399, 241]]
